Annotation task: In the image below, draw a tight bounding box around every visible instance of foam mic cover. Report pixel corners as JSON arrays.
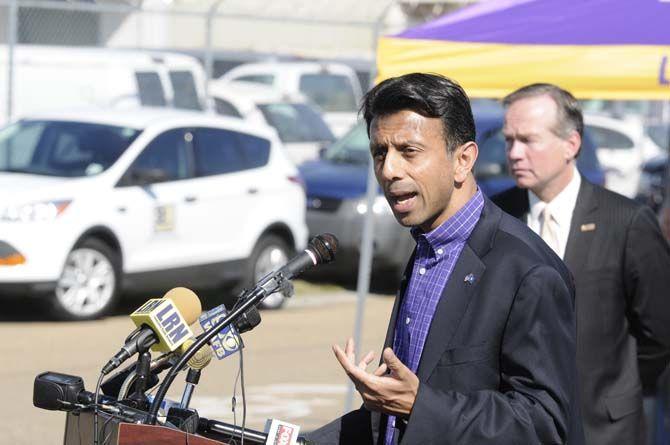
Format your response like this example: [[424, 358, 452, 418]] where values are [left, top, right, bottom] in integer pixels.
[[179, 339, 213, 370]]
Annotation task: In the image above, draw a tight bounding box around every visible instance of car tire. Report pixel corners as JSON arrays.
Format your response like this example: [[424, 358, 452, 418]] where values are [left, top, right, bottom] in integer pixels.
[[243, 234, 291, 310], [51, 238, 121, 321]]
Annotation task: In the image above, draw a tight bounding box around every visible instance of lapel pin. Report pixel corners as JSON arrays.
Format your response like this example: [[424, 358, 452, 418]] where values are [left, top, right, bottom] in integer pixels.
[[464, 273, 475, 285], [580, 223, 596, 232]]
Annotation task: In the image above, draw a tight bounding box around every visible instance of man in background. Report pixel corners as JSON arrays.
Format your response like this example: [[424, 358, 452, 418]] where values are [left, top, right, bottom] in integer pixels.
[[493, 83, 670, 444]]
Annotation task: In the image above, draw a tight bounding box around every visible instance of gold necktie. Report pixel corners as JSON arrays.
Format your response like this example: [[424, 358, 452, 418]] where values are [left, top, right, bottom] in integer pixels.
[[541, 206, 560, 256]]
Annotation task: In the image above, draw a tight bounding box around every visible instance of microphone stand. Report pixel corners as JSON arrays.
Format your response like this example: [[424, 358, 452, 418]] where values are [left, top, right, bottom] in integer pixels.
[[145, 270, 287, 425]]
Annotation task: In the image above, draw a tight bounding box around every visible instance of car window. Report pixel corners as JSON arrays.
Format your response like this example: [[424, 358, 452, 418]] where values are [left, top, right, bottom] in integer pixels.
[[130, 129, 190, 182], [257, 103, 334, 143], [235, 74, 274, 85], [193, 128, 269, 177], [0, 120, 140, 177], [476, 127, 507, 177], [214, 98, 242, 118], [298, 74, 357, 113], [135, 72, 167, 107], [169, 71, 202, 110], [323, 123, 370, 164], [586, 124, 634, 149]]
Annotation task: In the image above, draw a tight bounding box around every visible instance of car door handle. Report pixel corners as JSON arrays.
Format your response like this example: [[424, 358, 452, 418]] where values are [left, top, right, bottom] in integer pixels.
[[184, 195, 198, 203], [247, 188, 258, 195]]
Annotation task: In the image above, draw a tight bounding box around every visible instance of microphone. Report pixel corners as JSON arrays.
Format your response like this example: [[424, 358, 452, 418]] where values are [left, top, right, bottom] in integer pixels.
[[101, 287, 202, 375], [178, 339, 213, 410], [146, 235, 339, 424], [277, 233, 338, 280]]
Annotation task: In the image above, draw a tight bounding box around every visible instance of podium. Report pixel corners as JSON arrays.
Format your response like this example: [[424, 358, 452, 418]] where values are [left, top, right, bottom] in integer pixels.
[[64, 411, 230, 445]]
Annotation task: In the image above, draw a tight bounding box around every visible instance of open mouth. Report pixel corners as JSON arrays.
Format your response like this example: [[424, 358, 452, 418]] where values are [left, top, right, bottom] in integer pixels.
[[389, 192, 418, 213]]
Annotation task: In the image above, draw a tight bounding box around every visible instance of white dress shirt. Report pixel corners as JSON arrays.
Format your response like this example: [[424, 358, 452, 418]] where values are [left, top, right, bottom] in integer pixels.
[[527, 169, 581, 259]]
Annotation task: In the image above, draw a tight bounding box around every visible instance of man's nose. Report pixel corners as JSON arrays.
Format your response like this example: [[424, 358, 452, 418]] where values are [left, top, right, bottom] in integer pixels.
[[507, 140, 525, 161], [379, 149, 403, 181]]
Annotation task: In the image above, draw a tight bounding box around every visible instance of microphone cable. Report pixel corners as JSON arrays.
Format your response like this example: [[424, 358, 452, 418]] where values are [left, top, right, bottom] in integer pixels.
[[230, 293, 248, 445], [93, 370, 105, 445]]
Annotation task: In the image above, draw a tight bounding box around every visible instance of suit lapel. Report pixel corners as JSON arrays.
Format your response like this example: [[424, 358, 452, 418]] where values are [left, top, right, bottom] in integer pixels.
[[415, 197, 499, 381], [416, 244, 486, 381], [563, 179, 598, 271]]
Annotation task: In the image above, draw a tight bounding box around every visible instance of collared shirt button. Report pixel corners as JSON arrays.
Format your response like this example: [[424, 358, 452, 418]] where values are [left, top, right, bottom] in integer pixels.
[[405, 317, 411, 325], [419, 267, 426, 275], [437, 248, 444, 255]]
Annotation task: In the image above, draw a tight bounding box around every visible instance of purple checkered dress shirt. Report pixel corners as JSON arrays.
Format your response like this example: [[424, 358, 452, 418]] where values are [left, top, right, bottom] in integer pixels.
[[385, 190, 484, 445]]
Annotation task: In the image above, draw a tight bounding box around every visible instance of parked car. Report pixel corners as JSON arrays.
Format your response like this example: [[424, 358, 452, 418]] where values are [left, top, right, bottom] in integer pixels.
[[299, 107, 605, 279], [0, 108, 307, 319], [0, 45, 208, 125], [584, 114, 663, 198], [219, 61, 363, 137], [636, 153, 668, 213], [209, 80, 335, 165]]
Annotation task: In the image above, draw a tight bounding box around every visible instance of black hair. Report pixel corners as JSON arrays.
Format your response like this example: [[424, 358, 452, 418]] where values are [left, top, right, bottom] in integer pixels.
[[361, 73, 475, 152]]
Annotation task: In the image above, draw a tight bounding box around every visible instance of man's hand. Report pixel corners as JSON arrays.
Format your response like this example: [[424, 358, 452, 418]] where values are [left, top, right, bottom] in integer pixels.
[[333, 338, 419, 417]]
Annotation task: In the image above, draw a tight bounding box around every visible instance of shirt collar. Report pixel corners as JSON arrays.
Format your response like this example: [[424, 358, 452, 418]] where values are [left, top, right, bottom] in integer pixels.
[[411, 189, 484, 252], [529, 168, 581, 228]]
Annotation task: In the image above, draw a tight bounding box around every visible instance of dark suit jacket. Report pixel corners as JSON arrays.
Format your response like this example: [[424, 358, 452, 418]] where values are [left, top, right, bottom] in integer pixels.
[[493, 179, 670, 445], [308, 196, 584, 444]]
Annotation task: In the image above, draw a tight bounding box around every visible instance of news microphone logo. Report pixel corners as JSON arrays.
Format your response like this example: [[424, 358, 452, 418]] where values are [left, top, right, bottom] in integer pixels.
[[130, 298, 193, 352], [264, 419, 300, 445], [198, 305, 242, 360]]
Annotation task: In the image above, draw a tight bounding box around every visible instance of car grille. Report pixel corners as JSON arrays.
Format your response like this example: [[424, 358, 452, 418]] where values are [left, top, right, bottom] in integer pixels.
[[306, 196, 342, 212]]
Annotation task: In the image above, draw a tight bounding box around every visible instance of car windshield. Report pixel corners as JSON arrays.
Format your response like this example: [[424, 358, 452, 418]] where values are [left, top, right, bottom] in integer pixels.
[[323, 123, 370, 165], [257, 103, 335, 144], [0, 120, 141, 177], [298, 73, 357, 112]]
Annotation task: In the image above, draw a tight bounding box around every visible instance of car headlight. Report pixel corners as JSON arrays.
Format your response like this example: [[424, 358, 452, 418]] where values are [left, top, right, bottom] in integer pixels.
[[0, 200, 72, 222], [356, 196, 392, 215]]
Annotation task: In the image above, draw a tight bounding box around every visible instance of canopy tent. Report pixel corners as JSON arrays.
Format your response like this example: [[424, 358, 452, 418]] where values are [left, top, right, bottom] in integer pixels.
[[376, 0, 670, 99]]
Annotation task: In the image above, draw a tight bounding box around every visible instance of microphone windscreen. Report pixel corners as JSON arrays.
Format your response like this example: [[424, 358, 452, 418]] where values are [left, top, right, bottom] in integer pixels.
[[311, 233, 338, 264], [163, 287, 202, 325], [179, 339, 214, 370]]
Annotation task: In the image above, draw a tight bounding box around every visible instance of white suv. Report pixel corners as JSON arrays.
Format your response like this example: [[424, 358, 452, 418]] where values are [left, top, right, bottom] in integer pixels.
[[220, 62, 363, 137], [209, 80, 335, 165], [0, 108, 308, 319]]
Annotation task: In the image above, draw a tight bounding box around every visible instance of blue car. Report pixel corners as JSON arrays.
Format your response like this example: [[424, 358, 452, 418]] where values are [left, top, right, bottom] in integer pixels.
[[299, 106, 605, 279]]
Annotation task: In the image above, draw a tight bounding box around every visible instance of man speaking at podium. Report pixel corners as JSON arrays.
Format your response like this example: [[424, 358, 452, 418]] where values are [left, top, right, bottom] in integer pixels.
[[307, 73, 584, 444]]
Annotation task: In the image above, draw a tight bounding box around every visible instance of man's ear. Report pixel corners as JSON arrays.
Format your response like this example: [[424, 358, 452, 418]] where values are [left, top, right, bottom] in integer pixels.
[[564, 130, 581, 161], [453, 141, 478, 183]]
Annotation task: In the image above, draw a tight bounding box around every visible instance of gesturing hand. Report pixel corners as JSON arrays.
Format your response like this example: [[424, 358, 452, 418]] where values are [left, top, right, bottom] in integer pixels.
[[333, 338, 419, 417]]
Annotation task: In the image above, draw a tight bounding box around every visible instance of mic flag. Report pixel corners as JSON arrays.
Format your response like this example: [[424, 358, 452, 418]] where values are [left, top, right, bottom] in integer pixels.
[[198, 305, 242, 361], [130, 291, 197, 354], [265, 419, 301, 445]]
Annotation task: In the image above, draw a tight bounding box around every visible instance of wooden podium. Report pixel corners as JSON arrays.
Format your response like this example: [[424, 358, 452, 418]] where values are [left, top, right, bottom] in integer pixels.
[[64, 411, 230, 445]]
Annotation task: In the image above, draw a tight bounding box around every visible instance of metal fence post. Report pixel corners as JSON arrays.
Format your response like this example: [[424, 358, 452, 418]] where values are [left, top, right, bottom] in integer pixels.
[[6, 0, 18, 123], [345, 0, 398, 414], [205, 0, 225, 109]]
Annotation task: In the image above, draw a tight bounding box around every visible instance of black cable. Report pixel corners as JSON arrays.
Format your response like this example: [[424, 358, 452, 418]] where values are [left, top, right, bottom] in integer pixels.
[[239, 345, 247, 445], [93, 372, 104, 445], [101, 413, 116, 445]]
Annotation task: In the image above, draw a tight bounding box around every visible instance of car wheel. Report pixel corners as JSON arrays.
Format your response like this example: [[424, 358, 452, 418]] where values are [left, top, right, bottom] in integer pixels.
[[52, 238, 120, 320], [247, 235, 291, 310]]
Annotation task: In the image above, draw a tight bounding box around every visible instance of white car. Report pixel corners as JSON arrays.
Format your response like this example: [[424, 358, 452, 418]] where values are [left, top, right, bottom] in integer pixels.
[[0, 108, 308, 319], [585, 114, 663, 198], [219, 62, 363, 137], [209, 80, 335, 165]]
